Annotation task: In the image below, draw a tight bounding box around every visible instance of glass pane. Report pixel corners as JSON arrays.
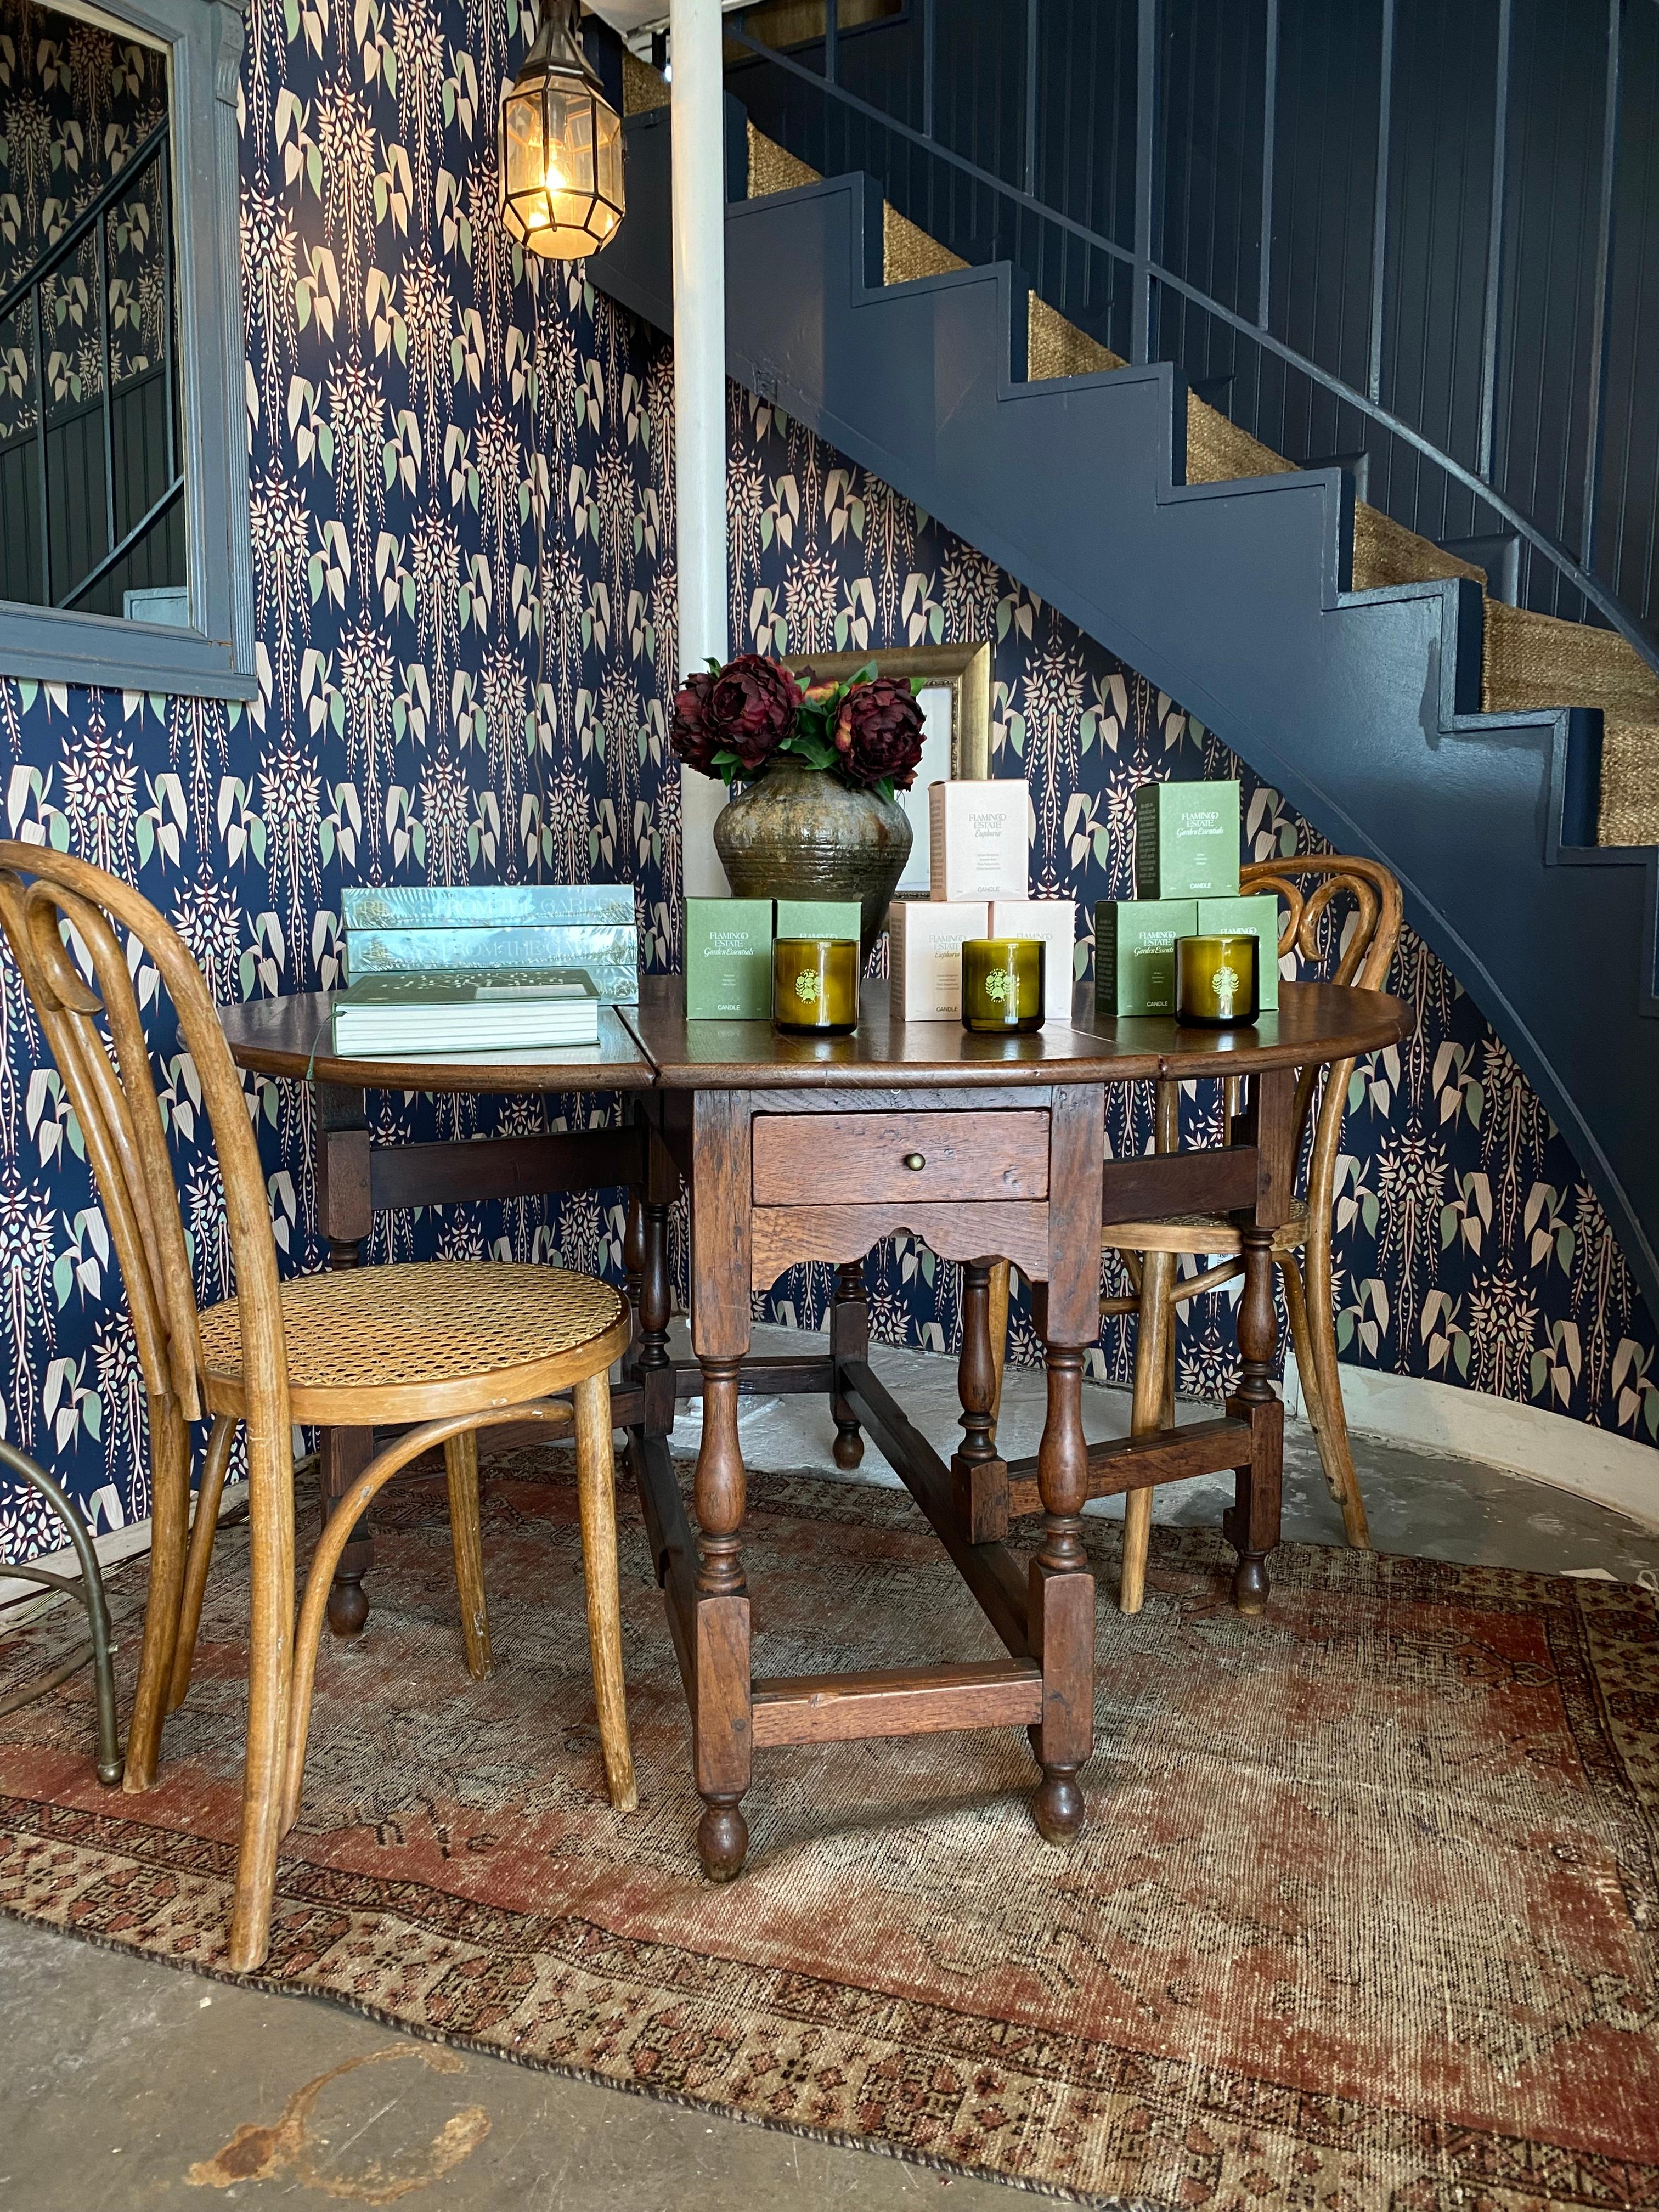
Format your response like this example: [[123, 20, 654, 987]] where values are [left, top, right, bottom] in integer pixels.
[[0, 302, 43, 606]]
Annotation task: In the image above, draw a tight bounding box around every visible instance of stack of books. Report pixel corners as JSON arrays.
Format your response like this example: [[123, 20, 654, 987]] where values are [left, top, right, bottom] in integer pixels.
[[341, 884, 638, 1002], [332, 969, 601, 1056], [331, 884, 636, 1058]]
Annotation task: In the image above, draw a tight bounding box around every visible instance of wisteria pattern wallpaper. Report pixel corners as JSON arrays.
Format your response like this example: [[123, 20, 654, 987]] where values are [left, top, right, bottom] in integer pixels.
[[0, 0, 1653, 1566]]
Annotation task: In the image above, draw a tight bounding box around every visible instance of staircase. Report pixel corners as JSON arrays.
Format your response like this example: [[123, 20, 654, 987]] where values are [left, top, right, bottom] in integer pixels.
[[596, 65, 1659, 1325]]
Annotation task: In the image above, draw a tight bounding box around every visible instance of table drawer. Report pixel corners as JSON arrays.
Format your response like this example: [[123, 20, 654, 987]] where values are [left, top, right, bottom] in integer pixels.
[[752, 1110, 1049, 1205]]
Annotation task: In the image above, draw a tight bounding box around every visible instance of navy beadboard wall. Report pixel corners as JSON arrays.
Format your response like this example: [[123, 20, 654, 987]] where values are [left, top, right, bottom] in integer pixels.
[[0, 0, 1654, 1567]]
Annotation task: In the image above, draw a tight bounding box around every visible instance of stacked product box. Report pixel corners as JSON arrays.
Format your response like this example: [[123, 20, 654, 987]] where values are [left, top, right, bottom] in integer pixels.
[[1094, 778, 1279, 1016], [682, 897, 867, 1018], [889, 778, 1074, 1022]]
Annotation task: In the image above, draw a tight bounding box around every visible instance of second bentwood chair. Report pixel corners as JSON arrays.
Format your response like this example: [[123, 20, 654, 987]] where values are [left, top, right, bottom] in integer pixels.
[[1106, 856, 1402, 1611], [0, 844, 636, 1972]]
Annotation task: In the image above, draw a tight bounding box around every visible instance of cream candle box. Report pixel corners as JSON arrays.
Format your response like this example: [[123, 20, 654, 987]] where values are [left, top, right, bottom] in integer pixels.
[[685, 898, 774, 1018], [1132, 779, 1241, 899], [1197, 893, 1282, 1009], [986, 898, 1078, 1023], [928, 779, 1028, 902], [889, 898, 989, 1019], [1093, 898, 1198, 1017], [775, 898, 862, 943]]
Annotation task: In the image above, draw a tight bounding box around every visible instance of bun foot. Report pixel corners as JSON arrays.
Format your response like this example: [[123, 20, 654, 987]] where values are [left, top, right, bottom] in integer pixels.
[[832, 1424, 864, 1470], [697, 1797, 749, 1881], [1232, 1555, 1270, 1615], [1032, 1766, 1085, 1844], [326, 1577, 369, 1639]]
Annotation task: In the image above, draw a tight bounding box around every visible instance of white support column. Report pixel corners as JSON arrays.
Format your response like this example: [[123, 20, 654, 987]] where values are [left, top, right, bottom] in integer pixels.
[[669, 0, 730, 897]]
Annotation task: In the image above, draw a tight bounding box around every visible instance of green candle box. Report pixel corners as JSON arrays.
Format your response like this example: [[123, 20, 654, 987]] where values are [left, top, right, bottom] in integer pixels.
[[1094, 898, 1198, 1016], [685, 898, 774, 1018], [1133, 780, 1241, 899], [774, 898, 862, 943], [1197, 893, 1282, 1009]]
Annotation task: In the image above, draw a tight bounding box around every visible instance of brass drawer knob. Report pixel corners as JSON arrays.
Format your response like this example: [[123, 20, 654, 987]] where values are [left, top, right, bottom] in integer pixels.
[[902, 1152, 926, 1171]]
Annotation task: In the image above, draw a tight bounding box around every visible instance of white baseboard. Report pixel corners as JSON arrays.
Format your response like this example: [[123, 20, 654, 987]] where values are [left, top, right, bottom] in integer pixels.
[[0, 1479, 248, 1626], [1282, 1355, 1659, 1532]]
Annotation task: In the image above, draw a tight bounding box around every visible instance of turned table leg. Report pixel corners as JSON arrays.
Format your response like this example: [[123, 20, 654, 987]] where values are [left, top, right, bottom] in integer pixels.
[[690, 1091, 754, 1880], [953, 1259, 1008, 1543], [1224, 1223, 1285, 1613], [1029, 1084, 1101, 1842], [829, 1259, 868, 1469]]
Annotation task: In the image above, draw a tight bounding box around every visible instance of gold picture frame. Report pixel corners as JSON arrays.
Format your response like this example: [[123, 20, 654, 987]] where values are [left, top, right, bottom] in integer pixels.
[[783, 642, 992, 898]]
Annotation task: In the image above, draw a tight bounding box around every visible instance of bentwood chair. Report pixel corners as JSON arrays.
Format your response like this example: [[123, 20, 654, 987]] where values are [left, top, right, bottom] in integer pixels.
[[1107, 856, 1402, 1611], [0, 844, 636, 1972], [0, 1437, 122, 1785]]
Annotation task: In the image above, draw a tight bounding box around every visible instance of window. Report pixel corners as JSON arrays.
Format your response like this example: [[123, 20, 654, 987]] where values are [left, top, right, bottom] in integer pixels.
[[0, 0, 252, 698]]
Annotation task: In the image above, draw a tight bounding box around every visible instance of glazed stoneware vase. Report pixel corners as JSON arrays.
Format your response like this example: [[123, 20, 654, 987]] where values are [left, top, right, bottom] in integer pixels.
[[713, 765, 913, 958]]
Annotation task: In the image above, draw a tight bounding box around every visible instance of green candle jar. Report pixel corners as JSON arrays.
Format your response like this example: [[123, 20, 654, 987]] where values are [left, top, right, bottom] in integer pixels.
[[1175, 933, 1259, 1025], [961, 938, 1046, 1034], [772, 936, 859, 1035]]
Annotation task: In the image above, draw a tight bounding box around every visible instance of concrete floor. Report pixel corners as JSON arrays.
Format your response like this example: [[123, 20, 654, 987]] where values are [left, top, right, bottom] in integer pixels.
[[3, 1329, 1657, 2211]]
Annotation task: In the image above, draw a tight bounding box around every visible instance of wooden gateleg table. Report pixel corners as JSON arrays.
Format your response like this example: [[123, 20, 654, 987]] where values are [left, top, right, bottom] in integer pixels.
[[619, 974, 1407, 1877], [222, 972, 1408, 1874]]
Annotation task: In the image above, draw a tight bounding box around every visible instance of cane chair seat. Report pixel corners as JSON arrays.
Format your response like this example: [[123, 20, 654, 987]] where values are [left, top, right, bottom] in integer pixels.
[[198, 1261, 629, 1424], [1104, 1198, 1311, 1257]]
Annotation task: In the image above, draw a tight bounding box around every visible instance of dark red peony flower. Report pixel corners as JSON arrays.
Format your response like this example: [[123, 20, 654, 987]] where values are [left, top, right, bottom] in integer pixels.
[[671, 654, 803, 778], [832, 675, 927, 791], [669, 670, 721, 775], [709, 653, 803, 770]]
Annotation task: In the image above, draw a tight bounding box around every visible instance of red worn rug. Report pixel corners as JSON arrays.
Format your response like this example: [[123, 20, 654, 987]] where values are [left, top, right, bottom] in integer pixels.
[[2, 1446, 1657, 2208]]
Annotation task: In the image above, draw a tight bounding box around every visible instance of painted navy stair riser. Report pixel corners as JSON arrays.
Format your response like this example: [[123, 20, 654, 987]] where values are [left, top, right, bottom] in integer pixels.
[[593, 109, 1659, 1325]]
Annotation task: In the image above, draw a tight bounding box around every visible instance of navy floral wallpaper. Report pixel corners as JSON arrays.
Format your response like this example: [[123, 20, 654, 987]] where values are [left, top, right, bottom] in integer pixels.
[[0, 0, 1652, 1568]]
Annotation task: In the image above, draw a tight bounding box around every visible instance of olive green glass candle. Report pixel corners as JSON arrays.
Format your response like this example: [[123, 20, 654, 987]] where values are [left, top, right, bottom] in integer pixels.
[[961, 938, 1046, 1034], [1175, 932, 1259, 1026], [772, 936, 859, 1034]]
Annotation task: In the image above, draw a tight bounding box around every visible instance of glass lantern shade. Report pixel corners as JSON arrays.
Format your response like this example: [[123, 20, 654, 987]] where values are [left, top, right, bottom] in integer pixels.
[[498, 3, 624, 258]]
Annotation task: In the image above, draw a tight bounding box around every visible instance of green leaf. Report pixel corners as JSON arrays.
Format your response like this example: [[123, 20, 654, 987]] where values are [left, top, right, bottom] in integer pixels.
[[1454, 1334, 1470, 1378], [52, 1253, 73, 1309], [82, 1392, 101, 1440]]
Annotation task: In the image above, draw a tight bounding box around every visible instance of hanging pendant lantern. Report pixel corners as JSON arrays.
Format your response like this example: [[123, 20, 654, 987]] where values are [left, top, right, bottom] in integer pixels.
[[498, 0, 624, 259]]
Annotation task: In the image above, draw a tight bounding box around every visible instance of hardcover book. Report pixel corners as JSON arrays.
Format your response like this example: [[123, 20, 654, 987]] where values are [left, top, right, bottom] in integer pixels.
[[1197, 894, 1282, 1009], [1132, 781, 1241, 900], [345, 923, 639, 1004], [1094, 899, 1198, 1017], [331, 969, 601, 1057], [341, 885, 635, 930]]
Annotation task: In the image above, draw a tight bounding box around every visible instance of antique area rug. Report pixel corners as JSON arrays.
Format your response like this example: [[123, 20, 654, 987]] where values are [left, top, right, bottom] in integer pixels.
[[2, 1443, 1657, 2209]]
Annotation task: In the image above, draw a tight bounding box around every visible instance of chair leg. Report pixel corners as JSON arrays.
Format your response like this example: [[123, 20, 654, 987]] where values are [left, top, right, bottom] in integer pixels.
[[225, 1427, 297, 1976], [1120, 1249, 1176, 1613], [443, 1428, 493, 1681], [123, 1395, 192, 1792], [1285, 1246, 1370, 1549], [572, 1368, 637, 1813], [986, 1260, 1011, 1447], [168, 1415, 238, 1713]]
